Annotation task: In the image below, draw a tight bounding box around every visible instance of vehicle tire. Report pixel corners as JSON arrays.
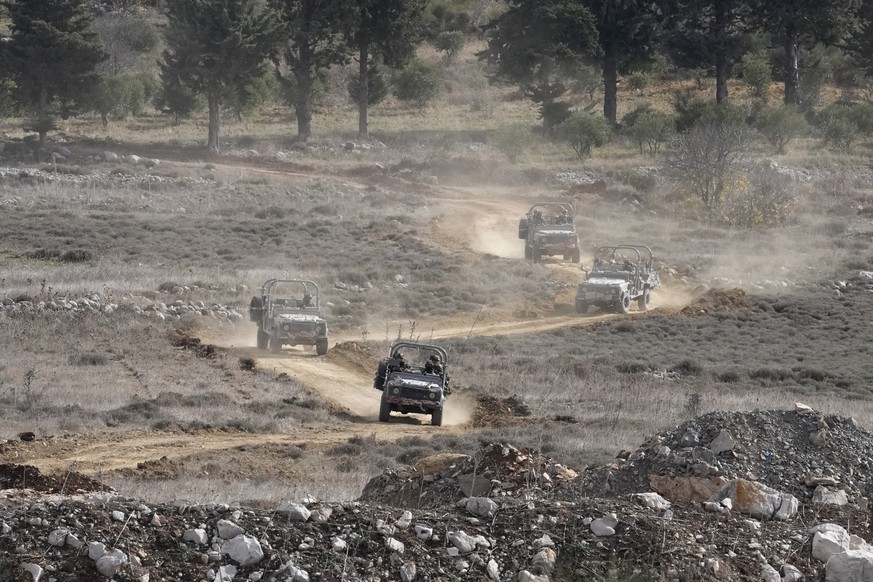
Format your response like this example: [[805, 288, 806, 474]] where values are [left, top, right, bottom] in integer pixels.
[[431, 407, 443, 427], [618, 293, 631, 314], [576, 300, 588, 314], [379, 399, 391, 422], [518, 218, 528, 240], [256, 328, 269, 350], [638, 289, 651, 312], [532, 247, 541, 263], [249, 296, 264, 322], [270, 335, 282, 354], [571, 248, 581, 263], [316, 339, 328, 356], [374, 361, 388, 389]]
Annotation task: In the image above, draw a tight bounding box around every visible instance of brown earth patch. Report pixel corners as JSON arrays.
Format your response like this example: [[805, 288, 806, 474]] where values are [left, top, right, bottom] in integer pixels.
[[681, 288, 758, 315], [0, 463, 110, 494]]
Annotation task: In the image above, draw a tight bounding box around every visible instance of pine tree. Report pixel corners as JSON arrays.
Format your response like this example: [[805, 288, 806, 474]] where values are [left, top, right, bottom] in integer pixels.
[[581, 0, 660, 125], [344, 0, 426, 138], [664, 0, 753, 104], [752, 0, 862, 105], [480, 0, 600, 130], [1, 0, 106, 146], [271, 0, 349, 140], [160, 0, 278, 153]]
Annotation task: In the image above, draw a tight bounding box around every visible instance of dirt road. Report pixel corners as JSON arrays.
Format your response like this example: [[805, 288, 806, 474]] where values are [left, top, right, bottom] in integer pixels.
[[3, 154, 689, 483]]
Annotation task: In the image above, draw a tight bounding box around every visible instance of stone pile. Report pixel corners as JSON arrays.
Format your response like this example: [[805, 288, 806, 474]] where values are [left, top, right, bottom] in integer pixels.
[[576, 405, 872, 505], [360, 442, 579, 510], [0, 293, 244, 322], [2, 464, 870, 582]]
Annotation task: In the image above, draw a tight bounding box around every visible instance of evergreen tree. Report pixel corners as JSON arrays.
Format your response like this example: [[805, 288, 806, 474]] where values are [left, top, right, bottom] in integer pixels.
[[271, 0, 349, 140], [480, 0, 600, 130], [845, 1, 873, 78], [752, 0, 862, 105], [1, 0, 106, 146], [159, 0, 278, 153], [344, 0, 425, 138], [581, 0, 660, 125], [664, 0, 752, 104]]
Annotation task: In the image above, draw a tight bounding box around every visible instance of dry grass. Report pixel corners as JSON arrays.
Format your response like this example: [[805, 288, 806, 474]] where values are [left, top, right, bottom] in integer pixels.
[[3, 35, 873, 506]]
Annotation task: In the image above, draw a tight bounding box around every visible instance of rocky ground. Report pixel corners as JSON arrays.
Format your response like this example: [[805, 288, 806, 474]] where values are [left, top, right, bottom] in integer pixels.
[[2, 405, 872, 582]]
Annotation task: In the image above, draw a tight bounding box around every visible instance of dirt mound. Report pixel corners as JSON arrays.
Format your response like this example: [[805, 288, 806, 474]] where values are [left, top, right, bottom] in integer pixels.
[[168, 329, 216, 358], [0, 463, 110, 494], [326, 340, 379, 373], [473, 395, 532, 426], [681, 288, 758, 315], [359, 442, 578, 509], [575, 406, 873, 502]]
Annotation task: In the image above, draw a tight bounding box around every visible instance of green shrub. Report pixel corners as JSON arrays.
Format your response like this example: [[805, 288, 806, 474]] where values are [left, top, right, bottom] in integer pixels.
[[93, 73, 157, 124], [392, 58, 443, 108], [627, 71, 651, 95], [491, 123, 533, 163], [817, 104, 859, 150], [739, 52, 773, 98], [755, 105, 809, 154], [433, 30, 465, 62], [539, 101, 573, 132], [622, 106, 674, 155], [555, 112, 612, 158], [674, 95, 747, 132], [849, 101, 873, 133]]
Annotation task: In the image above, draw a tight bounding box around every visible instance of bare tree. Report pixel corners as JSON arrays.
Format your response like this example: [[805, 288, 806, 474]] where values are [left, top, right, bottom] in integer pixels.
[[667, 123, 756, 224]]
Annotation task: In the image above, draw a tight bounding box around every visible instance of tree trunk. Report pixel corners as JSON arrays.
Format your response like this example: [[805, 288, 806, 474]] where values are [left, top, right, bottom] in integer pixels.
[[714, 1, 729, 104], [783, 29, 800, 105], [357, 30, 369, 139], [295, 54, 314, 141], [602, 50, 618, 126], [38, 87, 48, 148], [207, 93, 221, 154], [715, 53, 729, 104]]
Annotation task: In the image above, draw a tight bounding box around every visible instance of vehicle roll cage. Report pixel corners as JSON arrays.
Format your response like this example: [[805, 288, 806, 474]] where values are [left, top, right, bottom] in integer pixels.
[[593, 245, 654, 268], [389, 341, 448, 366]]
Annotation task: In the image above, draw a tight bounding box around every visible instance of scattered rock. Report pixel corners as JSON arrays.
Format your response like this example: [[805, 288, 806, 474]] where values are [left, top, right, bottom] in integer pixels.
[[709, 479, 798, 520], [811, 524, 850, 563], [221, 535, 264, 566], [634, 492, 671, 511], [95, 548, 129, 578], [812, 486, 849, 506], [825, 549, 873, 582], [590, 514, 618, 536]]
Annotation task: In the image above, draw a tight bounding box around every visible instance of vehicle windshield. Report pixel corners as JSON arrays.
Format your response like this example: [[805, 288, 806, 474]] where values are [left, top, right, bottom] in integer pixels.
[[592, 248, 640, 273], [531, 205, 574, 228], [269, 282, 318, 311], [390, 345, 446, 375]]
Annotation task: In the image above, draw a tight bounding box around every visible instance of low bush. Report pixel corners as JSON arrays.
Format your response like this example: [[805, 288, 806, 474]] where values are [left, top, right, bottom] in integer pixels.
[[554, 112, 612, 158]]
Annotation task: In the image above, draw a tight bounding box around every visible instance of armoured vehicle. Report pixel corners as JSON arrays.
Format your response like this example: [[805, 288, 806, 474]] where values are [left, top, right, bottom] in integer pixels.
[[517, 203, 581, 263], [575, 245, 660, 314], [373, 342, 451, 426], [249, 279, 329, 355]]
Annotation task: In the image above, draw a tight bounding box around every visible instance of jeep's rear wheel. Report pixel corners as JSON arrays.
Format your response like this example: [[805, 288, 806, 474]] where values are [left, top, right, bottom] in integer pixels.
[[379, 399, 391, 422], [316, 339, 328, 356], [270, 335, 282, 354], [638, 289, 651, 312], [431, 407, 443, 427], [618, 294, 631, 314], [518, 218, 529, 240], [256, 328, 269, 350], [576, 300, 588, 314]]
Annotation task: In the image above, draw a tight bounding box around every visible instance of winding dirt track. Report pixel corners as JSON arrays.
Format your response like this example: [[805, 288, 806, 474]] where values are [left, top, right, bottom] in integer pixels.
[[4, 155, 687, 478]]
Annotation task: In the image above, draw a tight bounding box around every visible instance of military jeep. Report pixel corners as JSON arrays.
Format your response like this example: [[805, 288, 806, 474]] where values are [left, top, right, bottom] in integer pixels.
[[249, 279, 329, 355], [576, 245, 660, 314], [517, 203, 581, 263], [373, 341, 451, 426]]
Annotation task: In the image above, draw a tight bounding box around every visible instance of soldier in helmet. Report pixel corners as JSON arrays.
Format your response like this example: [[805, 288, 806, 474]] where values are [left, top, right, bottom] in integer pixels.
[[424, 354, 443, 375]]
